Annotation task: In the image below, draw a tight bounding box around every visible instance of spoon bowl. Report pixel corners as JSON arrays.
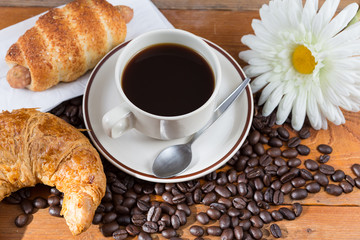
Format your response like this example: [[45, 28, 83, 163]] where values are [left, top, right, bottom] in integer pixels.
[[152, 77, 250, 178]]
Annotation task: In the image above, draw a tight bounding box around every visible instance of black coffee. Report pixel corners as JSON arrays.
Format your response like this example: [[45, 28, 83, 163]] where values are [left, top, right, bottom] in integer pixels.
[[122, 43, 215, 116]]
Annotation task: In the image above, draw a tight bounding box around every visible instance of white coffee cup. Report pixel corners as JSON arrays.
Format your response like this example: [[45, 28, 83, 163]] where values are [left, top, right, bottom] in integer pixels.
[[102, 29, 221, 140]]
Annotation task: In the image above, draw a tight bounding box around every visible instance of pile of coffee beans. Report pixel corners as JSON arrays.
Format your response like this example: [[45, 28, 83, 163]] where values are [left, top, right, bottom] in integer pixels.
[[2, 95, 360, 240]]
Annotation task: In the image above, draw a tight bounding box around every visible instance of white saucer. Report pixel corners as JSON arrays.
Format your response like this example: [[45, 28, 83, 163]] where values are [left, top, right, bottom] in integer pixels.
[[83, 39, 254, 183]]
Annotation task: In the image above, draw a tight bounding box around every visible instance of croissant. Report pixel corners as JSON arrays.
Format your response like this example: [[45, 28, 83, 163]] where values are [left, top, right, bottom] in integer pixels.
[[5, 0, 133, 91], [0, 108, 106, 235]]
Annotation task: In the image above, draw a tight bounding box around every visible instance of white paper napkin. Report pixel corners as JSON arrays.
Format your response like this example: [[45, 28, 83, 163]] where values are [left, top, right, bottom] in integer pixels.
[[0, 0, 174, 112]]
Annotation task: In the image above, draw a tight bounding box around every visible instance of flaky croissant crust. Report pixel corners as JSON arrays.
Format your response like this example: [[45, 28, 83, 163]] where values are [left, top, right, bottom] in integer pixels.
[[0, 108, 106, 235]]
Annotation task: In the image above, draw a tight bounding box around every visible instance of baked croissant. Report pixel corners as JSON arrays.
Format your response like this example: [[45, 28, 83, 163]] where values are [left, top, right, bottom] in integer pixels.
[[5, 0, 133, 91], [0, 108, 106, 235]]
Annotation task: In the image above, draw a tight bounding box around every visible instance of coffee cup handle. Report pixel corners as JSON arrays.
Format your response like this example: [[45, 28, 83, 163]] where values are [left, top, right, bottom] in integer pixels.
[[102, 103, 134, 138]]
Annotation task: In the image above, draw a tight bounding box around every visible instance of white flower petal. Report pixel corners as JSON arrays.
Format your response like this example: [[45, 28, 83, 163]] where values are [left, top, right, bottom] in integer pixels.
[[327, 22, 360, 48], [258, 79, 282, 106], [291, 87, 307, 131], [250, 72, 272, 93], [241, 35, 272, 52], [262, 84, 284, 116], [251, 19, 278, 43], [319, 3, 359, 40], [306, 91, 322, 129], [244, 64, 272, 77], [312, 0, 340, 38], [276, 91, 296, 125], [302, 0, 319, 29]]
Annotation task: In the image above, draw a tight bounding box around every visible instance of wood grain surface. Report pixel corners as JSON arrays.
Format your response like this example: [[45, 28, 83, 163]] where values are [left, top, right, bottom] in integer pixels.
[[1, 1, 360, 239]]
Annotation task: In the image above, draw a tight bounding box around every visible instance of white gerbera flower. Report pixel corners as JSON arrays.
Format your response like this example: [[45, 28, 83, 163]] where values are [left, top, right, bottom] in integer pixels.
[[239, 0, 360, 131]]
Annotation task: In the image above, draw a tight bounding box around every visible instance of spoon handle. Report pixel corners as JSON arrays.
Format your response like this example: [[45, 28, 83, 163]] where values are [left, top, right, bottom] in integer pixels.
[[189, 77, 251, 144]]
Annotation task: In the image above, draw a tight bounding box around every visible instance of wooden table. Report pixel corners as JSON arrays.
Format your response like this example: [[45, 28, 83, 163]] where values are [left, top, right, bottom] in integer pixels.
[[1, 1, 360, 239]]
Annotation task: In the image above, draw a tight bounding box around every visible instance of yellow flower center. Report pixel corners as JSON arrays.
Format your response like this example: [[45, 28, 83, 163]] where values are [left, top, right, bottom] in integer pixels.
[[292, 45, 317, 74]]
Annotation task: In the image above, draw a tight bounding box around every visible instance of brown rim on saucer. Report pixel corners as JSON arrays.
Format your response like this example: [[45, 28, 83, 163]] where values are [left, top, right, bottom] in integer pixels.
[[83, 39, 253, 180]]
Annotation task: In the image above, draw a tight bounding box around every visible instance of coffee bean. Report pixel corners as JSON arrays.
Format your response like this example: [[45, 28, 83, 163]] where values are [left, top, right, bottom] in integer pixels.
[[154, 183, 165, 195], [115, 205, 130, 215], [249, 226, 263, 240], [207, 226, 222, 236], [101, 221, 120, 237], [210, 203, 227, 214], [277, 165, 289, 177], [331, 170, 345, 182], [318, 154, 330, 163], [241, 144, 254, 156], [296, 144, 310, 156], [304, 159, 319, 171], [345, 175, 355, 187], [49, 206, 62, 217], [340, 181, 353, 193], [103, 212, 117, 224], [193, 188, 202, 204], [270, 223, 282, 238], [206, 208, 221, 220], [160, 202, 175, 215], [247, 201, 260, 215], [305, 182, 321, 193], [92, 213, 103, 224], [291, 177, 306, 188], [325, 184, 343, 196], [116, 215, 131, 226], [280, 171, 297, 183], [239, 219, 251, 230], [248, 130, 261, 145], [274, 157, 287, 167], [250, 215, 264, 228], [299, 127, 310, 139], [196, 212, 210, 225], [273, 190, 284, 205], [300, 169, 313, 181], [161, 214, 171, 227], [113, 229, 128, 240], [111, 181, 127, 194], [221, 228, 234, 240], [234, 226, 244, 240], [259, 210, 273, 224], [280, 182, 293, 194], [132, 214, 146, 226], [20, 199, 33, 215], [175, 210, 187, 226], [319, 164, 335, 175], [138, 232, 152, 240], [267, 147, 282, 157], [259, 154, 273, 167], [288, 137, 301, 148], [277, 126, 289, 139], [282, 149, 298, 158], [172, 194, 186, 205], [202, 192, 216, 205], [266, 165, 279, 176], [48, 195, 61, 206], [162, 229, 178, 239], [292, 202, 303, 217], [246, 168, 264, 179], [215, 185, 231, 198], [142, 221, 158, 233], [317, 144, 333, 154], [227, 169, 238, 183], [279, 207, 296, 220], [271, 210, 283, 221], [290, 189, 308, 200], [233, 197, 247, 209], [314, 172, 329, 186], [268, 137, 283, 147], [351, 164, 360, 177], [177, 203, 191, 216], [162, 191, 174, 204], [15, 214, 29, 228], [218, 197, 232, 209], [355, 178, 360, 188], [253, 143, 265, 155], [219, 214, 231, 229]]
